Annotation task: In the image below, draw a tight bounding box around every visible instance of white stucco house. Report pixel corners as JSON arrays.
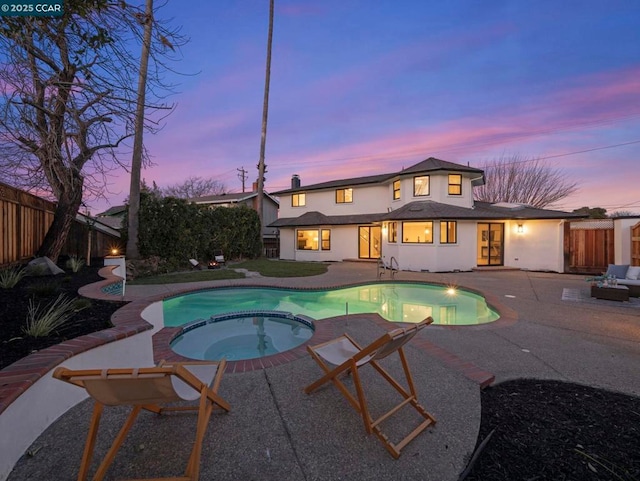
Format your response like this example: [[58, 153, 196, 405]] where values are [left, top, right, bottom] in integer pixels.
[[270, 157, 586, 272]]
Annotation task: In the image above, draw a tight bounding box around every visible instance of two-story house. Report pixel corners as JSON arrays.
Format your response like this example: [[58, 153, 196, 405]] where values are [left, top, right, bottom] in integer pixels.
[[270, 157, 585, 272]]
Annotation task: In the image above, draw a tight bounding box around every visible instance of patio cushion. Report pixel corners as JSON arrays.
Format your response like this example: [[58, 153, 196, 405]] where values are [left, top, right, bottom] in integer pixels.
[[606, 264, 629, 279], [626, 266, 640, 280]]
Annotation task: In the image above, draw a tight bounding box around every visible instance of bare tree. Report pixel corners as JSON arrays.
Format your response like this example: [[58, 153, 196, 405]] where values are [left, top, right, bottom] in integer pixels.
[[256, 0, 274, 228], [163, 176, 227, 199], [473, 154, 579, 208], [0, 1, 184, 262], [609, 210, 638, 218]]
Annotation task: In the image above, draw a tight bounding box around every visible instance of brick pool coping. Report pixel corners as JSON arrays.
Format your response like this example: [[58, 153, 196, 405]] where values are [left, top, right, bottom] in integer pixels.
[[0, 271, 512, 416]]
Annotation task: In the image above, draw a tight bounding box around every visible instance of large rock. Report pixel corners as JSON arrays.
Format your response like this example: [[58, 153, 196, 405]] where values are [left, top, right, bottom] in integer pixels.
[[27, 256, 65, 276]]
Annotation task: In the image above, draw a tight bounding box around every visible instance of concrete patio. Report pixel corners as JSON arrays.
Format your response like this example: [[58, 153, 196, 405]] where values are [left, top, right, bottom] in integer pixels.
[[6, 262, 640, 480]]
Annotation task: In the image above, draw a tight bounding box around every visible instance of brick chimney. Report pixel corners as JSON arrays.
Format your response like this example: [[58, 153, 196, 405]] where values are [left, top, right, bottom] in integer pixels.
[[291, 174, 300, 189]]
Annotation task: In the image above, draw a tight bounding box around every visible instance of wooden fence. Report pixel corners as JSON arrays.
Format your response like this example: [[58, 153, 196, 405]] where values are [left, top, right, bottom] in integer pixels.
[[0, 182, 120, 267], [632, 222, 640, 266], [565, 219, 615, 274]]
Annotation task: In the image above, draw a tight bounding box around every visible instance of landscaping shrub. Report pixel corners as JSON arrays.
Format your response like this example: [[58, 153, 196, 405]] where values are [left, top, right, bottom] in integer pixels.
[[123, 193, 262, 265], [23, 294, 87, 338], [0, 266, 26, 288], [66, 255, 85, 272]]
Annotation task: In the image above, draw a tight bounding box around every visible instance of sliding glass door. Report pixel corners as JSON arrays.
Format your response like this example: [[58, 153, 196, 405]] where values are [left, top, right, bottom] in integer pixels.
[[477, 223, 504, 266], [359, 226, 381, 259]]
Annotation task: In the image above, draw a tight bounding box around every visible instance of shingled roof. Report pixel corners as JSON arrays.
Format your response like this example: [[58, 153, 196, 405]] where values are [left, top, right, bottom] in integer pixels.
[[269, 201, 586, 228], [269, 211, 384, 227], [383, 201, 587, 221], [272, 157, 484, 195], [399, 157, 483, 176], [190, 191, 279, 206]]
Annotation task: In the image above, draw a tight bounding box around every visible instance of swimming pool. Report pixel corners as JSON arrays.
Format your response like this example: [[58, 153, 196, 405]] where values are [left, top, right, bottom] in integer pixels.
[[171, 311, 314, 361], [163, 282, 500, 327]]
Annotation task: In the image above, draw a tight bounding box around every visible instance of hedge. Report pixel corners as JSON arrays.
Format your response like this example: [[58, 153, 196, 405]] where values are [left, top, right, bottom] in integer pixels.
[[123, 194, 262, 263]]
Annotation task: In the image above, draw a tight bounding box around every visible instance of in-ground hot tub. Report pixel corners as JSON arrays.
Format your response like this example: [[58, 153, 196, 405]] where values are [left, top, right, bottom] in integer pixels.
[[170, 311, 314, 361]]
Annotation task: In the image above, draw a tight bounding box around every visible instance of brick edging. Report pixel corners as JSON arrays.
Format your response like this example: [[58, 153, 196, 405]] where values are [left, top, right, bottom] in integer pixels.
[[0, 267, 153, 416]]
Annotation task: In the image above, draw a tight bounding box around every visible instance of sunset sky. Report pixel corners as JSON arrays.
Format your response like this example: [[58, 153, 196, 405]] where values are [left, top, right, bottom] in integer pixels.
[[91, 0, 640, 215]]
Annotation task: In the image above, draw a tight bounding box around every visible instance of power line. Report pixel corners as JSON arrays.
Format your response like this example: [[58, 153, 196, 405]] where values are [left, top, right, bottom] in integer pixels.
[[502, 140, 640, 165], [267, 135, 640, 171]]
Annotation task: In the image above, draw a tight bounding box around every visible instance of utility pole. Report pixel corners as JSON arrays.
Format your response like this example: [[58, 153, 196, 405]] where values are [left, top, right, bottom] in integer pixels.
[[237, 166, 248, 192]]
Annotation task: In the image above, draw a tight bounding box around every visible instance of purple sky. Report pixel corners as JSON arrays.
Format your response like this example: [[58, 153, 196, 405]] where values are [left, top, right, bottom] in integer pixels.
[[90, 1, 640, 215]]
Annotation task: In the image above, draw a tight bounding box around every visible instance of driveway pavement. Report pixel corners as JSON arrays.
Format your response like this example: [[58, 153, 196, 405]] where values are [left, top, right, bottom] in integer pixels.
[[7, 262, 640, 480]]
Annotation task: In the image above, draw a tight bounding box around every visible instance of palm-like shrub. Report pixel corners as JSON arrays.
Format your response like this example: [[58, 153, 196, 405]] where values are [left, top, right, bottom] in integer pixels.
[[0, 267, 26, 288], [66, 255, 85, 273], [23, 294, 87, 337]]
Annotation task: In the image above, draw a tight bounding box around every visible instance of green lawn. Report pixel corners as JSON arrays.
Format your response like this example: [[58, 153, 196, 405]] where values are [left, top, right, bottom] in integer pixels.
[[233, 258, 328, 277], [128, 268, 244, 285], [128, 259, 328, 284]]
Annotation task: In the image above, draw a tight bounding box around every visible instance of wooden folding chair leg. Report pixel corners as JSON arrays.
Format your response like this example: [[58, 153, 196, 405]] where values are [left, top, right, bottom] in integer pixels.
[[185, 387, 214, 480], [77, 402, 104, 481], [305, 352, 363, 413], [93, 405, 143, 481]]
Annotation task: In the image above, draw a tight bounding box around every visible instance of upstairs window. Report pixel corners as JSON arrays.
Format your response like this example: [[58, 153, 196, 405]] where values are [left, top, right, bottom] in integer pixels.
[[393, 180, 401, 200], [448, 174, 462, 195], [292, 193, 306, 207], [413, 175, 430, 196], [336, 188, 353, 203], [402, 221, 433, 243], [440, 221, 457, 244]]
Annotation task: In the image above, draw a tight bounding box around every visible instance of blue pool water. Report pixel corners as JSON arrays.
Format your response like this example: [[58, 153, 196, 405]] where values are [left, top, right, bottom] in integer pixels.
[[163, 282, 500, 327], [170, 311, 314, 361]]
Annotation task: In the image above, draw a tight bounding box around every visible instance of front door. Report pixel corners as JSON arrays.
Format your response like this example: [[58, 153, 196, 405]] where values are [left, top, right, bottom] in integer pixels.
[[477, 223, 504, 266], [359, 226, 381, 259]]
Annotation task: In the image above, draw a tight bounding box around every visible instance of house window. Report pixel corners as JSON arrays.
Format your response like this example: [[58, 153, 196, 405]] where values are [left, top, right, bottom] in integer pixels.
[[448, 174, 462, 195], [336, 188, 353, 203], [297, 229, 318, 250], [402, 221, 433, 243], [440, 221, 457, 244], [388, 221, 398, 243], [292, 193, 306, 207], [414, 176, 430, 196], [393, 180, 401, 200], [321, 229, 331, 250]]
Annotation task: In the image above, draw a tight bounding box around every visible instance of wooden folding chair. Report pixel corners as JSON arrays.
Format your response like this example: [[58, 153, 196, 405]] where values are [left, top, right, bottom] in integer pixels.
[[304, 318, 436, 458], [53, 360, 230, 481]]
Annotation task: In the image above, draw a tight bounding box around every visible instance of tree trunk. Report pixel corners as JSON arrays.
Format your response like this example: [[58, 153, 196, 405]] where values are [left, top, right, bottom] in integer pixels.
[[37, 180, 84, 263], [257, 0, 274, 232], [126, 0, 154, 260]]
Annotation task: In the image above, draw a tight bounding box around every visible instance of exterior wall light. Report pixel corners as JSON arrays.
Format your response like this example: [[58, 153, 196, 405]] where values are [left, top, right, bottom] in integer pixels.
[[517, 224, 524, 234]]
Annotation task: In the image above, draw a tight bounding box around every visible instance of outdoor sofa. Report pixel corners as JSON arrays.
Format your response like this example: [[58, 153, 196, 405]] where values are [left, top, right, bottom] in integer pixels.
[[605, 264, 640, 297]]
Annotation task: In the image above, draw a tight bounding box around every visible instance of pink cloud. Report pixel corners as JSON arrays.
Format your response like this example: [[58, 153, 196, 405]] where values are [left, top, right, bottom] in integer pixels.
[[88, 59, 640, 215]]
